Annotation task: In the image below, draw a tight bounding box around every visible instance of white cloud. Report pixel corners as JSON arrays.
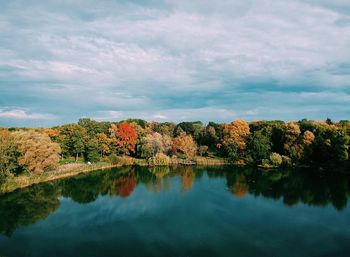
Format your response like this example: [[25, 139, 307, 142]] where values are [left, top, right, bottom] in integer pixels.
[[92, 110, 124, 121], [0, 108, 56, 120]]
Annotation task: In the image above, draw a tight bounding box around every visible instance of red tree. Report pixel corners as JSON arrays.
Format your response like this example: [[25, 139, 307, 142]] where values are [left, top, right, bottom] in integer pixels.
[[110, 122, 137, 155]]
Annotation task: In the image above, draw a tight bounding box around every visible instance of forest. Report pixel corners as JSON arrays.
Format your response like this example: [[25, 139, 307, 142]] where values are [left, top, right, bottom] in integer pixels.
[[0, 118, 349, 183]]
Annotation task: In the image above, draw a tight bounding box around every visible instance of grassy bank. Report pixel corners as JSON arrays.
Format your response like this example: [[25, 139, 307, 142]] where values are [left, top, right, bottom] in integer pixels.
[[0, 156, 228, 194]]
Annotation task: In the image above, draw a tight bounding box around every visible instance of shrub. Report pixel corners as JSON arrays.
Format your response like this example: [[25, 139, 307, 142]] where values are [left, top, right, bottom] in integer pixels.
[[108, 154, 134, 166], [198, 145, 208, 156], [108, 154, 119, 165], [148, 153, 170, 166], [282, 155, 292, 167], [269, 152, 283, 167], [261, 159, 270, 166]]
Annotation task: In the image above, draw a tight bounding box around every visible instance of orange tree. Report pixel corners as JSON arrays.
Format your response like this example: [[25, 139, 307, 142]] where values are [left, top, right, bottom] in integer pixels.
[[109, 122, 137, 155]]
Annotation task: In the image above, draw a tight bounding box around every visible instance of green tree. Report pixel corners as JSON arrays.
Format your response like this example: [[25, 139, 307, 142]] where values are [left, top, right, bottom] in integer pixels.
[[247, 130, 272, 163], [58, 124, 87, 160], [85, 138, 100, 162], [78, 118, 103, 137]]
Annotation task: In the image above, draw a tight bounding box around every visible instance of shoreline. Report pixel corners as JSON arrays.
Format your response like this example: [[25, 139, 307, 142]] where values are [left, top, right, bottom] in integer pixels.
[[2, 157, 346, 195], [0, 157, 228, 194]]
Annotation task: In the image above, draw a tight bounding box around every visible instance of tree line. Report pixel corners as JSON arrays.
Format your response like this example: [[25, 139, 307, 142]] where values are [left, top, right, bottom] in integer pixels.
[[1, 118, 349, 181]]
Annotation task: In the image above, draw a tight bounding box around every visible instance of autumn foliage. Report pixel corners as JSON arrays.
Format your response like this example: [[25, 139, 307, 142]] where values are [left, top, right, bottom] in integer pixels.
[[172, 132, 197, 159], [13, 131, 61, 174], [110, 122, 137, 155], [223, 120, 250, 151]]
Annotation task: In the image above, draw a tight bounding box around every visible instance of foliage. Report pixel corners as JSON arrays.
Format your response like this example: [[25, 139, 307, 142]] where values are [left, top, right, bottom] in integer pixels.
[[223, 120, 250, 151], [198, 145, 208, 156], [148, 122, 176, 136], [107, 154, 134, 166], [174, 121, 204, 140], [13, 130, 61, 174], [246, 130, 272, 163], [172, 132, 197, 159], [3, 117, 349, 171], [148, 153, 171, 166], [85, 138, 100, 162], [269, 152, 283, 167], [58, 124, 87, 159], [139, 132, 172, 158], [109, 122, 137, 155], [0, 129, 18, 182], [96, 132, 112, 157]]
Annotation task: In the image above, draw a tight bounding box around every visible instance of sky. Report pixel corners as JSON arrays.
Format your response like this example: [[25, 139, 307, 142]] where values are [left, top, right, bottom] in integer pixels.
[[0, 0, 350, 127]]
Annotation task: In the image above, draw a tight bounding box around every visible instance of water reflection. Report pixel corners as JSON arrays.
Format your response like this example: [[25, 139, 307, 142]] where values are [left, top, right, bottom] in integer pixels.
[[0, 165, 350, 237]]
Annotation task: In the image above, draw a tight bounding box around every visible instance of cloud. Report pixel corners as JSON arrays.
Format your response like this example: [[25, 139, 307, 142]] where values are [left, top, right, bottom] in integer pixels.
[[0, 0, 349, 126], [92, 111, 123, 121], [0, 108, 56, 120]]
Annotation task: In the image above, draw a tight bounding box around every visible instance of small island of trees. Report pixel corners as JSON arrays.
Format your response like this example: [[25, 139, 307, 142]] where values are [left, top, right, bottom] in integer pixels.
[[1, 118, 349, 191]]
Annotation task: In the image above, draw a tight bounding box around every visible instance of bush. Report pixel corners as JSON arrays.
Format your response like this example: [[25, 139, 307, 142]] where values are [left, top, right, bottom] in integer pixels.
[[148, 153, 170, 166], [269, 152, 283, 167], [261, 159, 270, 166], [198, 145, 208, 156], [108, 154, 134, 166], [108, 154, 119, 165], [282, 155, 292, 167]]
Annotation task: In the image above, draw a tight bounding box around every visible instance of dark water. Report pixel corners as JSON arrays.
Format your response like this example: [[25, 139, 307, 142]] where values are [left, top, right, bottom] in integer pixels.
[[1, 166, 350, 257]]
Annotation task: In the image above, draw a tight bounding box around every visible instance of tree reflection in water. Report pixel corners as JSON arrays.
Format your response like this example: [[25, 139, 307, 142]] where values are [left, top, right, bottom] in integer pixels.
[[0, 165, 349, 236]]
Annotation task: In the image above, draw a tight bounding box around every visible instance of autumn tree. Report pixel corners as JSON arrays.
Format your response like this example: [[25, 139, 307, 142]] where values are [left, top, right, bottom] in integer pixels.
[[139, 132, 172, 158], [222, 120, 250, 160], [43, 128, 60, 142], [109, 122, 137, 155], [148, 122, 176, 136], [96, 132, 111, 157], [283, 122, 302, 162], [172, 132, 197, 159], [0, 129, 18, 182], [301, 130, 315, 162], [13, 131, 61, 174]]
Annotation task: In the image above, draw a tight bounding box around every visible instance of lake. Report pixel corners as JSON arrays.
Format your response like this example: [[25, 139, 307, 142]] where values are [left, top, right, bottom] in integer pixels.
[[1, 166, 350, 257]]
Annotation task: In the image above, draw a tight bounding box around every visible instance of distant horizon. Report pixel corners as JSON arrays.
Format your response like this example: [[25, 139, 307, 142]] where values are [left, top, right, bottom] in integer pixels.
[[1, 0, 350, 127]]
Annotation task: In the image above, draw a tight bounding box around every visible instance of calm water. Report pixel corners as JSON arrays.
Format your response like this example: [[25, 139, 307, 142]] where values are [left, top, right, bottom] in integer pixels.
[[1, 166, 350, 257]]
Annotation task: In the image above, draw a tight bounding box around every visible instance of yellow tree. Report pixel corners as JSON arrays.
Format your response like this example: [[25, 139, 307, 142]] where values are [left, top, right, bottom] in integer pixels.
[[172, 132, 197, 159], [283, 122, 302, 162], [222, 120, 250, 162], [13, 130, 61, 174], [223, 120, 250, 151], [0, 129, 18, 181], [96, 132, 111, 157]]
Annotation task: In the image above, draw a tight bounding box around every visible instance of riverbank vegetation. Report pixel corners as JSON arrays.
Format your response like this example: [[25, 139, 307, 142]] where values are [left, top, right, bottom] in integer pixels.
[[1, 118, 349, 189]]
